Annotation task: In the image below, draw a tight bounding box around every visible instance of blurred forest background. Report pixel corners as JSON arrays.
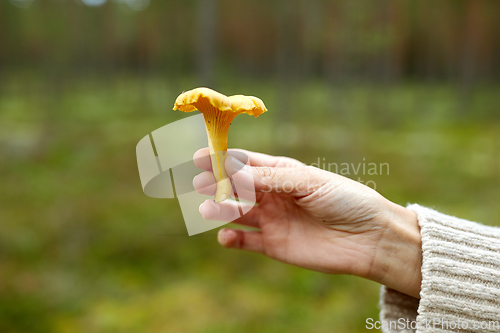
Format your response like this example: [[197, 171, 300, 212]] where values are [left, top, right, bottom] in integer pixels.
[[1, 0, 499, 332]]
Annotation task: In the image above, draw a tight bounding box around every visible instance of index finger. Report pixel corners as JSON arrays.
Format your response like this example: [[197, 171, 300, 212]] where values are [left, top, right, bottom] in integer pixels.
[[193, 148, 305, 171], [193, 148, 213, 171]]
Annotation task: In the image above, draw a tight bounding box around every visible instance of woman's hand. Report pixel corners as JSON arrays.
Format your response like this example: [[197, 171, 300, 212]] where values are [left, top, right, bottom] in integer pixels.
[[193, 148, 422, 298]]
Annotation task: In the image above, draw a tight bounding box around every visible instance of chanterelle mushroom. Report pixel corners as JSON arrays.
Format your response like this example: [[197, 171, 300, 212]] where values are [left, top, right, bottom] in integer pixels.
[[173, 87, 267, 203]]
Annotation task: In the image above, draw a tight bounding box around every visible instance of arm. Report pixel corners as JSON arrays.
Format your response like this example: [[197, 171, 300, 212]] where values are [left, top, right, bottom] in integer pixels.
[[194, 148, 500, 332]]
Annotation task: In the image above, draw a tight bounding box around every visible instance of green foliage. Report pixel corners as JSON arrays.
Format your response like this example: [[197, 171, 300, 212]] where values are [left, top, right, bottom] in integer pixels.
[[0, 73, 499, 332]]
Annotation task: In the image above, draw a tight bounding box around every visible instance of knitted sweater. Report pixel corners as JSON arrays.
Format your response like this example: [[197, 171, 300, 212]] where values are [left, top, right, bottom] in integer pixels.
[[379, 204, 500, 333]]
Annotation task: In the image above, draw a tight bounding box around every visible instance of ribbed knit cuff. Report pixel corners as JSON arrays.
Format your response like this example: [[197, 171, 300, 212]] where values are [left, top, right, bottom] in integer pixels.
[[379, 204, 500, 333]]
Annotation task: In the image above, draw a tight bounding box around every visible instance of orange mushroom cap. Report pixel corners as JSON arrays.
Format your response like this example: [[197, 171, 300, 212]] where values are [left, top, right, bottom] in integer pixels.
[[173, 87, 267, 117]]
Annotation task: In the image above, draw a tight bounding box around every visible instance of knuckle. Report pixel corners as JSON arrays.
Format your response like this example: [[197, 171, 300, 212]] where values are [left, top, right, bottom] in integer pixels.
[[257, 166, 280, 184]]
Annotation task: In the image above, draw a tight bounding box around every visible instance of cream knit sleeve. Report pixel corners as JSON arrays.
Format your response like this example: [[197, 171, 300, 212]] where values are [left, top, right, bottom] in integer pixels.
[[378, 204, 500, 333]]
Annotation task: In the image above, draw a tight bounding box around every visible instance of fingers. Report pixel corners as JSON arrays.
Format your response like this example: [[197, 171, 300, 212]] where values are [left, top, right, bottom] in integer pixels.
[[193, 147, 305, 171], [226, 156, 328, 197], [193, 148, 213, 171], [193, 170, 256, 202], [217, 228, 264, 254], [196, 151, 328, 197], [229, 148, 305, 168], [198, 199, 260, 228], [193, 171, 217, 196], [193, 148, 245, 171], [198, 199, 239, 221]]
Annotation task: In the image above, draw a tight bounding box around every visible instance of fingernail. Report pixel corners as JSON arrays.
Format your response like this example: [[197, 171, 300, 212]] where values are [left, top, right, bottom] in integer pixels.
[[219, 229, 229, 244], [193, 173, 201, 183], [222, 229, 229, 243]]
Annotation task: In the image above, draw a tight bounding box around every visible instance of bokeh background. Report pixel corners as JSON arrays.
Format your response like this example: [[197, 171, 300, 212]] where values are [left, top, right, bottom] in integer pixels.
[[1, 0, 499, 332]]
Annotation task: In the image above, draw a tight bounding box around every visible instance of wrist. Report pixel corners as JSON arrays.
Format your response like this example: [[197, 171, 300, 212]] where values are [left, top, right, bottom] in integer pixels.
[[369, 200, 422, 298]]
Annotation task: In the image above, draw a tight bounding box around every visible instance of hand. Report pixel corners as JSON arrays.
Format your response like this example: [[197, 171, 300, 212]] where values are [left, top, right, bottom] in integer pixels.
[[193, 148, 422, 298]]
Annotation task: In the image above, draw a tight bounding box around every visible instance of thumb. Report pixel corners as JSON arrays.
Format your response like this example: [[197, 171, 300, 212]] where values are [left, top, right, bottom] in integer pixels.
[[226, 155, 327, 196]]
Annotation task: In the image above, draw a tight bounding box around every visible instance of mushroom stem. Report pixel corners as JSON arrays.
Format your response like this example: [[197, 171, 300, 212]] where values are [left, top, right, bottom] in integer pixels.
[[201, 109, 237, 203]]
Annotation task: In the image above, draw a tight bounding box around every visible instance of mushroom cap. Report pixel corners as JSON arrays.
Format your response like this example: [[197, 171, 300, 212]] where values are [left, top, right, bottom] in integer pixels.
[[173, 87, 267, 117]]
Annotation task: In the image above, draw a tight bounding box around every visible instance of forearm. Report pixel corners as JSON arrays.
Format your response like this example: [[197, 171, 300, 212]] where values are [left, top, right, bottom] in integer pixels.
[[369, 200, 422, 298]]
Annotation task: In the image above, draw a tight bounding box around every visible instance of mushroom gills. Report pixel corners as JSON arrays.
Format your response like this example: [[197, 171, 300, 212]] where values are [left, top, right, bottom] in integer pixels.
[[202, 106, 236, 203]]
